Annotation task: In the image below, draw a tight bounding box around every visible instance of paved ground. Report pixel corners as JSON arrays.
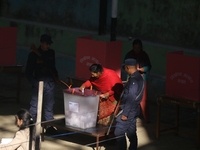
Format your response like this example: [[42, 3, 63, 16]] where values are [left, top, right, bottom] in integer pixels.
[[0, 72, 199, 150]]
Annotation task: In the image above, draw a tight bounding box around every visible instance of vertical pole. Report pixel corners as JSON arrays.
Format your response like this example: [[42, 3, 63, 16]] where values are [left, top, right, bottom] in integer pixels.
[[110, 0, 118, 41], [98, 0, 107, 35], [35, 81, 44, 150]]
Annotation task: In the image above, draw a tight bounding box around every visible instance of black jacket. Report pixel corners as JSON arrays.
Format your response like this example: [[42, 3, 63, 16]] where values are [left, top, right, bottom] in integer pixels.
[[25, 46, 58, 87]]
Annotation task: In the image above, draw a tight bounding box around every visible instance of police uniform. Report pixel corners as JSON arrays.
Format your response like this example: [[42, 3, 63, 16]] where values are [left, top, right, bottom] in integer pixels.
[[114, 70, 144, 150], [26, 45, 58, 122]]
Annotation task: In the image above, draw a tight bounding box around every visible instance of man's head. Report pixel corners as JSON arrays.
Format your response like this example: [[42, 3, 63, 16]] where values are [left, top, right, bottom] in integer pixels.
[[122, 58, 137, 75], [89, 64, 103, 78], [132, 39, 142, 54], [40, 34, 53, 51]]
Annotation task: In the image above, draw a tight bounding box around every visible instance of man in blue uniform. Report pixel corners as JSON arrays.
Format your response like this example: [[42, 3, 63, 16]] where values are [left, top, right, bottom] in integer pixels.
[[114, 58, 144, 150], [25, 34, 58, 126]]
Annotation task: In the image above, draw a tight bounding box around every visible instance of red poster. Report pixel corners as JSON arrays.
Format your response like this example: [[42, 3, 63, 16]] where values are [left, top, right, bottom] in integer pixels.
[[165, 51, 200, 102], [0, 27, 17, 65], [75, 36, 122, 79]]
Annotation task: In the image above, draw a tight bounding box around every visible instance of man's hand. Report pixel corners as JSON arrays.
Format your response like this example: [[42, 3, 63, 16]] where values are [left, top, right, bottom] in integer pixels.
[[137, 67, 144, 72], [121, 115, 127, 121], [79, 85, 85, 91], [100, 92, 109, 99]]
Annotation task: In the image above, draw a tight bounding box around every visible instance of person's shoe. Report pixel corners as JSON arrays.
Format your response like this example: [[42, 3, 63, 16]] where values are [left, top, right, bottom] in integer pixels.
[[45, 126, 57, 134]]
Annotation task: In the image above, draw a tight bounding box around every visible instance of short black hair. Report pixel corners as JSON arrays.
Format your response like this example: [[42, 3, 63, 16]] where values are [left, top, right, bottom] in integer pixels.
[[89, 64, 103, 73], [40, 34, 53, 44], [132, 39, 143, 47]]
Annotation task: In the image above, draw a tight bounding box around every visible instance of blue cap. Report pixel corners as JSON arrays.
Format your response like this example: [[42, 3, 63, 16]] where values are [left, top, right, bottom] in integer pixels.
[[40, 34, 53, 44], [122, 58, 137, 68]]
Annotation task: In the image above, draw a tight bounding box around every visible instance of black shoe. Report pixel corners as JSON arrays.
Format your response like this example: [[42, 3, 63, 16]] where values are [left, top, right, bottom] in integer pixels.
[[45, 126, 57, 134]]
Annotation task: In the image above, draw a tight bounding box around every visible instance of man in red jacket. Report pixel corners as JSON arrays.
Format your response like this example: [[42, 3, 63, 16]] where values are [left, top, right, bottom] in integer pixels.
[[79, 64, 123, 125]]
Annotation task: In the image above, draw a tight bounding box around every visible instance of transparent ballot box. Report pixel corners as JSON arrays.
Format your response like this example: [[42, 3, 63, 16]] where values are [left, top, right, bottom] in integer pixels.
[[63, 88, 100, 129]]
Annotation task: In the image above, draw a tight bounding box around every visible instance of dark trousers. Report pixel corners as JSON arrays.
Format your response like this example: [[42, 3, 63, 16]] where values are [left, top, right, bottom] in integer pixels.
[[29, 81, 55, 122], [114, 118, 137, 150]]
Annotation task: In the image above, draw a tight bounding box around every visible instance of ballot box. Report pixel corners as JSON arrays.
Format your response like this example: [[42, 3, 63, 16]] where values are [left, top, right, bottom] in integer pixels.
[[0, 27, 17, 65], [165, 51, 200, 102], [75, 36, 122, 79], [63, 88, 100, 129]]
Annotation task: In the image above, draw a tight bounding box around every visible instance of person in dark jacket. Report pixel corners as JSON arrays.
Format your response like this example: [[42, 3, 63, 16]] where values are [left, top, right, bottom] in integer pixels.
[[124, 39, 151, 121], [115, 58, 144, 150], [25, 34, 58, 129]]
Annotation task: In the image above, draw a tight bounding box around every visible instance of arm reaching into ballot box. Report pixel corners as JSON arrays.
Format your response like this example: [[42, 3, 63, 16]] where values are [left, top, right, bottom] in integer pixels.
[[79, 84, 86, 91], [79, 64, 123, 125]]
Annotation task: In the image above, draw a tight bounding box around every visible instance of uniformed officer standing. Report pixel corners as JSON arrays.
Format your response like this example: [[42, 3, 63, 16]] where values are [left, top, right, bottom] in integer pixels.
[[25, 34, 59, 130], [114, 58, 144, 150]]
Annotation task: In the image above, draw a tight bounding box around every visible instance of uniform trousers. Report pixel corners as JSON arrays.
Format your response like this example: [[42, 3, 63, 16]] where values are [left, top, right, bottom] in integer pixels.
[[114, 117, 137, 150], [29, 81, 55, 122]]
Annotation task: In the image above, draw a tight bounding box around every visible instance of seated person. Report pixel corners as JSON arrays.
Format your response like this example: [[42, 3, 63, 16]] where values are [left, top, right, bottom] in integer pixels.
[[0, 109, 35, 150], [80, 64, 123, 126]]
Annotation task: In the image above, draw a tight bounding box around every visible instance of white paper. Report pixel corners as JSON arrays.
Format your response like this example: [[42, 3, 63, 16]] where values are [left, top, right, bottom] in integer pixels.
[[0, 138, 13, 145], [69, 102, 79, 113]]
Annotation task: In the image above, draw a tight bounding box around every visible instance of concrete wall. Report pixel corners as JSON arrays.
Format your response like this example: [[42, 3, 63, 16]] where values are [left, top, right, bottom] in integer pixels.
[[0, 0, 109, 31], [0, 18, 174, 76], [0, 18, 92, 57], [2, 17, 200, 78], [116, 0, 200, 50], [1, 0, 200, 50]]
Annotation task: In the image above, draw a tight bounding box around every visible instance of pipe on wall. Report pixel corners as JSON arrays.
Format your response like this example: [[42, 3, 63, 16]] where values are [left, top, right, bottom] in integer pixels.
[[110, 0, 118, 41]]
